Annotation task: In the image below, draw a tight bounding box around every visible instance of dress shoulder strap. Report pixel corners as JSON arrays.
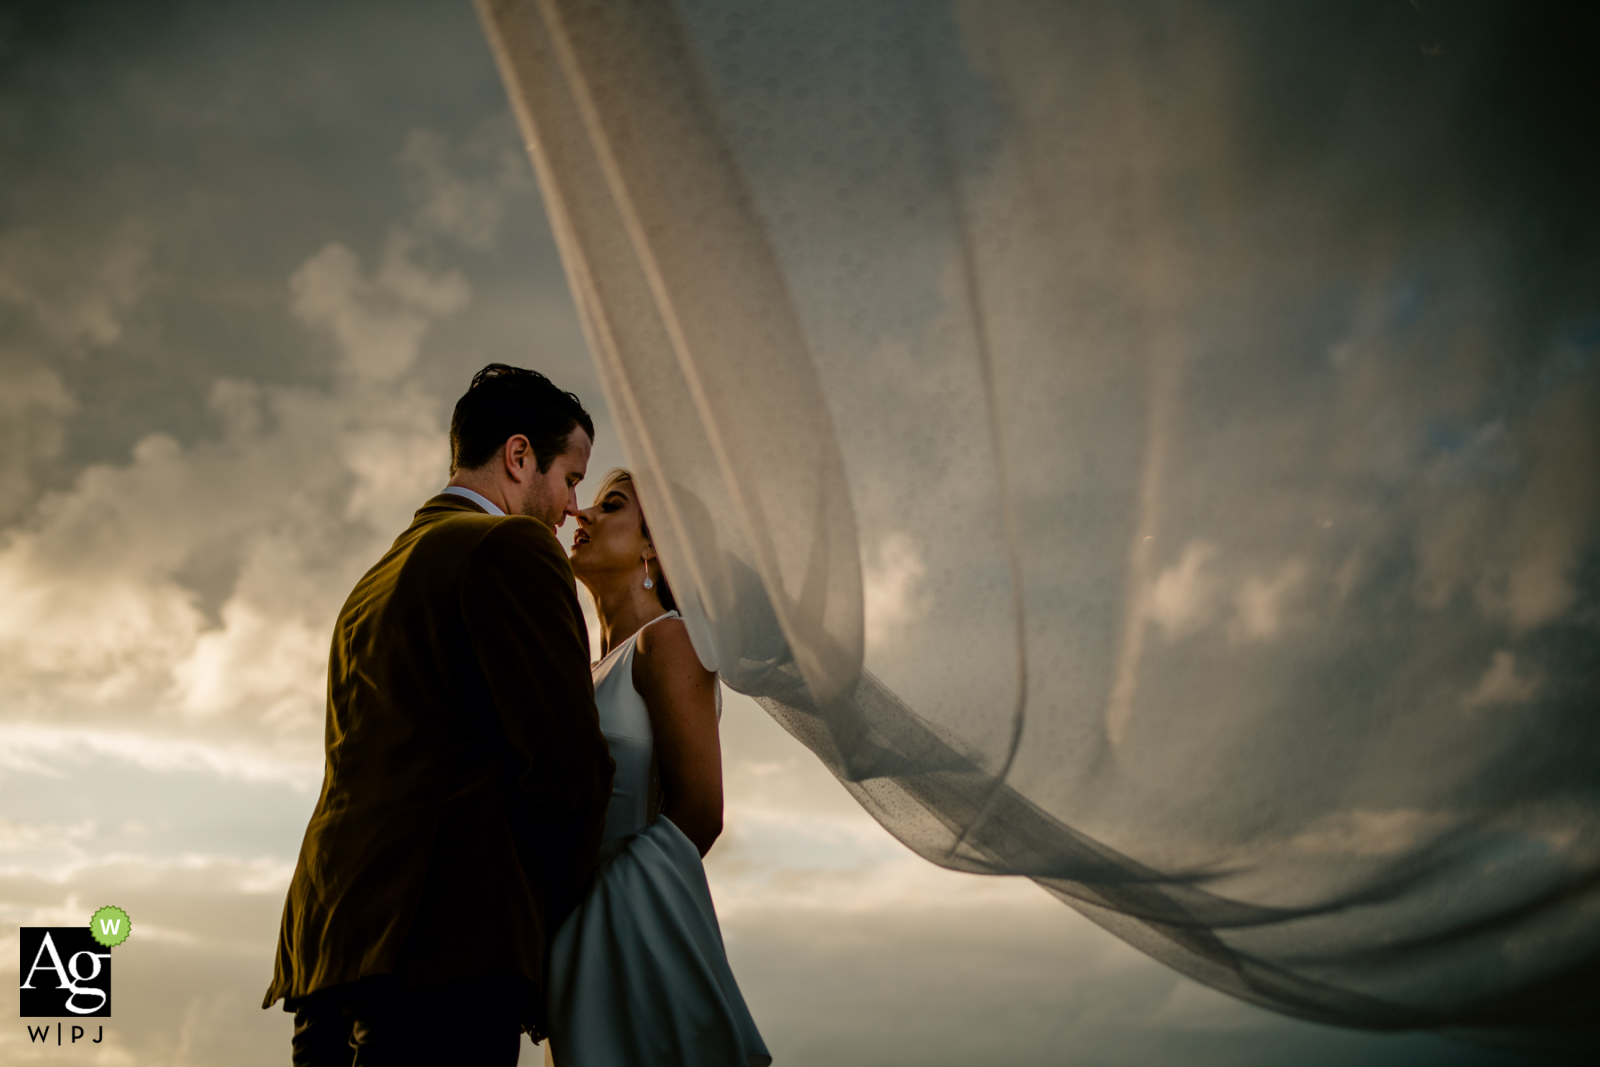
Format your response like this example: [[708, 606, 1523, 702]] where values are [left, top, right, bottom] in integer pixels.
[[638, 609, 682, 635]]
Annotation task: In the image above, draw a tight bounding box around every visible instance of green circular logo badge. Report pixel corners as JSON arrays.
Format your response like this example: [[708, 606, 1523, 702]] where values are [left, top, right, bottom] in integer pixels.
[[90, 905, 132, 948]]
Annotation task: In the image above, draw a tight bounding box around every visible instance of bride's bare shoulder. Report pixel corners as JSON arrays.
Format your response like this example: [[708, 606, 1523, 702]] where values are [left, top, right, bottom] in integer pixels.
[[633, 614, 692, 662], [633, 616, 714, 688]]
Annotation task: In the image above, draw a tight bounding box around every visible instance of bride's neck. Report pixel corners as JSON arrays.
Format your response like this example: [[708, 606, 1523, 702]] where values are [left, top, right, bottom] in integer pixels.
[[585, 575, 666, 657]]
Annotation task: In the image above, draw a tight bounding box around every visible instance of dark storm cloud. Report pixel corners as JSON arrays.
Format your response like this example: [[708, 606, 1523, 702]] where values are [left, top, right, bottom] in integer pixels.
[[0, 0, 579, 482]]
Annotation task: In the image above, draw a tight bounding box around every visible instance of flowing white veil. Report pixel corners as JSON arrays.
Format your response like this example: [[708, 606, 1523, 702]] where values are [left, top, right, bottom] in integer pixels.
[[478, 0, 1600, 1056]]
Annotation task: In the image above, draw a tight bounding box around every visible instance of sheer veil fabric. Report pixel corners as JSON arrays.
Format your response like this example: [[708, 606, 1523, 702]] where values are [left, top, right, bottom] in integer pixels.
[[477, 0, 1600, 1056]]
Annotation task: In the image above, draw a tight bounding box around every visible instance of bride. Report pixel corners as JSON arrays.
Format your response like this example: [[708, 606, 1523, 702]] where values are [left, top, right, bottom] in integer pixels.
[[545, 469, 770, 1066]]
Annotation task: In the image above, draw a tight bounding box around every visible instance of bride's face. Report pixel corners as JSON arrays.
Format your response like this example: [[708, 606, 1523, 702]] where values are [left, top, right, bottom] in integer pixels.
[[569, 478, 650, 583]]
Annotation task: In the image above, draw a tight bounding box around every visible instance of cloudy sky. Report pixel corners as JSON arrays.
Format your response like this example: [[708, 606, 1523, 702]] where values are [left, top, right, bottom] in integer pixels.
[[0, 1, 1558, 1063]]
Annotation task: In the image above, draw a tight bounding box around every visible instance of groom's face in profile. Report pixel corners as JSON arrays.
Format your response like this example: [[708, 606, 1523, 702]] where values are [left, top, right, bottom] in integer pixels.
[[523, 425, 593, 529]]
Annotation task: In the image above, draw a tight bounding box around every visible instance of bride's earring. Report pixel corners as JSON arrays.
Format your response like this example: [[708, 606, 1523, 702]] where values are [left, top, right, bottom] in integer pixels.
[[642, 558, 655, 590]]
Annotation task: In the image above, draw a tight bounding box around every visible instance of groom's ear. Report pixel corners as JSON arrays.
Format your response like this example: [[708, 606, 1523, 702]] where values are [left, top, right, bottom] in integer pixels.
[[503, 435, 533, 480]]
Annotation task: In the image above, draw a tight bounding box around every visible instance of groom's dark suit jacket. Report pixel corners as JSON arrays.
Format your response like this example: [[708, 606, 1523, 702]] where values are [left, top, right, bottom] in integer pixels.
[[262, 493, 613, 1027]]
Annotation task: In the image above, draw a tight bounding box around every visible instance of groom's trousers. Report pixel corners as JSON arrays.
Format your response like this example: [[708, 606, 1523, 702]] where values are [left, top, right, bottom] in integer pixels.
[[289, 974, 526, 1067]]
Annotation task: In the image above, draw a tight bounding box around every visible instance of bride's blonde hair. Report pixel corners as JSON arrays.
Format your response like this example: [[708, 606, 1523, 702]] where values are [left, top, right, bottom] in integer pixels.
[[596, 468, 676, 613]]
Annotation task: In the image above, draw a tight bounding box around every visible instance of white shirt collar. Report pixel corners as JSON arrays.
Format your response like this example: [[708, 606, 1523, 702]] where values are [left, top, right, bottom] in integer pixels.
[[440, 485, 505, 516]]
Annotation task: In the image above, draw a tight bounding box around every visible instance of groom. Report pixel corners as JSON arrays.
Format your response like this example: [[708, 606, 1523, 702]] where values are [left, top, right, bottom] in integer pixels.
[[263, 364, 615, 1065]]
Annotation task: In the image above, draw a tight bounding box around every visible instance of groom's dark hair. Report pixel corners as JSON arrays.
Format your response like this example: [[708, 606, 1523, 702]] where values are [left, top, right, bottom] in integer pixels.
[[450, 363, 595, 475]]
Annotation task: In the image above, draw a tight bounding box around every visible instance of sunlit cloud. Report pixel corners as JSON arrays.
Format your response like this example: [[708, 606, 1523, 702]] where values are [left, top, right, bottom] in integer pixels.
[[863, 533, 929, 651], [1148, 540, 1219, 639], [289, 233, 468, 384], [0, 724, 320, 790]]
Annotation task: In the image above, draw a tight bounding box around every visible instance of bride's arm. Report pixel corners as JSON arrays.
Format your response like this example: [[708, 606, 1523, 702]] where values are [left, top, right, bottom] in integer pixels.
[[633, 617, 723, 857]]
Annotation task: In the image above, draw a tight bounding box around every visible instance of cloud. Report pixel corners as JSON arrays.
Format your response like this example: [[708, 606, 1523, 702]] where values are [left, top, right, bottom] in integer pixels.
[[0, 219, 154, 348], [1145, 543, 1309, 645], [1287, 808, 1451, 859], [0, 130, 510, 748], [0, 217, 157, 524], [0, 724, 320, 790], [1228, 558, 1308, 645], [289, 230, 469, 384], [863, 533, 929, 650], [1410, 376, 1600, 633], [1500, 384, 1600, 629], [400, 126, 533, 251], [0, 364, 75, 521], [0, 817, 97, 878], [170, 602, 326, 727], [1148, 540, 1219, 638], [0, 516, 207, 714], [1462, 650, 1540, 710]]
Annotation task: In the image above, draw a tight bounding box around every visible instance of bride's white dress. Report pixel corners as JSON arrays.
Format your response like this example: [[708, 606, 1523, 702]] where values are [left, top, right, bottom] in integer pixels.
[[545, 611, 770, 1066]]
